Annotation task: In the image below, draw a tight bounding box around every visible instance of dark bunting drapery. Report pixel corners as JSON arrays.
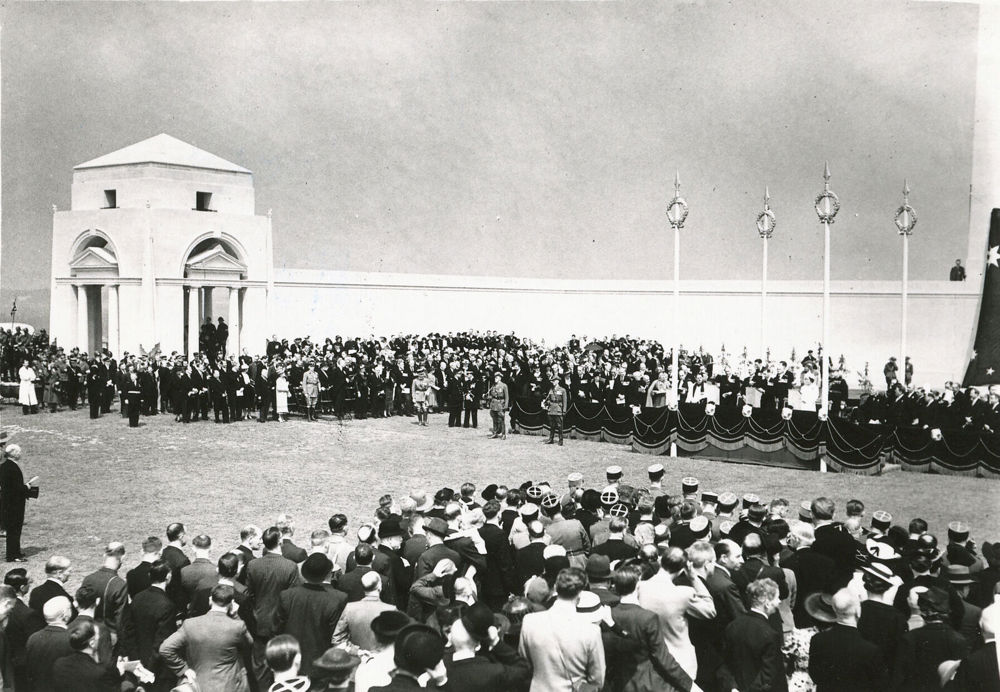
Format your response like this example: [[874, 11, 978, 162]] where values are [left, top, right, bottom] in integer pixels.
[[508, 399, 999, 478]]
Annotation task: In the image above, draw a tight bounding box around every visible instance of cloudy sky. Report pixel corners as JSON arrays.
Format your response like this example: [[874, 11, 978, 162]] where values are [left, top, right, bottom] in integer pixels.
[[0, 1, 981, 325]]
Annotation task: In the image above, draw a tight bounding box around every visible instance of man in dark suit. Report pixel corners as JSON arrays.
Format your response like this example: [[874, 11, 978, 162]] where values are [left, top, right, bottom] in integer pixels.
[[188, 553, 251, 626], [781, 522, 836, 627], [732, 534, 788, 603], [274, 553, 348, 676], [445, 601, 532, 692], [29, 556, 76, 620], [376, 516, 412, 609], [371, 623, 449, 691], [809, 588, 889, 692], [277, 514, 308, 564], [178, 534, 216, 610], [948, 601, 999, 690], [126, 536, 163, 598], [811, 498, 859, 589], [245, 526, 300, 689], [600, 565, 694, 692], [25, 595, 74, 692], [338, 543, 379, 602], [0, 443, 37, 562], [3, 571, 45, 691], [479, 501, 516, 611], [722, 578, 787, 692], [708, 540, 748, 628], [122, 561, 176, 691], [52, 618, 127, 692], [160, 523, 190, 618], [412, 518, 461, 581], [514, 521, 548, 591]]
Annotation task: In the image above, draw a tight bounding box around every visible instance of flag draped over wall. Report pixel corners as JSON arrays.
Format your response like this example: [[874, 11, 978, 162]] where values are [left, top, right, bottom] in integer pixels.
[[963, 209, 1000, 387]]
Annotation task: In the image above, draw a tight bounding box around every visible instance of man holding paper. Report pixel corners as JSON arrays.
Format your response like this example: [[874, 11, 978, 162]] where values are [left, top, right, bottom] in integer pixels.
[[0, 443, 39, 563]]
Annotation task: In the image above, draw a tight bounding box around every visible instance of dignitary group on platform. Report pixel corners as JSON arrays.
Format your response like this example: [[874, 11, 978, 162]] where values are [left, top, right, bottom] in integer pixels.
[[0, 438, 997, 691], [13, 325, 989, 433]]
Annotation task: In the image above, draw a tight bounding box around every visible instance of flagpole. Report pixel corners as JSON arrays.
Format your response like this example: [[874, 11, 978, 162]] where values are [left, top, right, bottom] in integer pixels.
[[757, 186, 775, 358], [896, 180, 917, 386], [667, 171, 689, 457], [815, 162, 839, 417]]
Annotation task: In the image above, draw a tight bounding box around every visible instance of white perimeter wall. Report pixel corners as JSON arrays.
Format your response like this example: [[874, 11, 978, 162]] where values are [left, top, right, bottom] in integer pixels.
[[270, 269, 979, 388]]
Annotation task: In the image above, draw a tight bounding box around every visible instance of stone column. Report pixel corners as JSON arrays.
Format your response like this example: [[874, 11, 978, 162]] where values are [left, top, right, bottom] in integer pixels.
[[187, 286, 200, 357], [203, 286, 214, 323], [107, 284, 120, 357], [76, 284, 90, 354], [228, 286, 240, 356]]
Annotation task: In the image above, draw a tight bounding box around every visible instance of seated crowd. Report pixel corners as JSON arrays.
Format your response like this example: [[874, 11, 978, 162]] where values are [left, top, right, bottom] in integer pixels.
[[9, 326, 999, 433], [1, 462, 997, 691]]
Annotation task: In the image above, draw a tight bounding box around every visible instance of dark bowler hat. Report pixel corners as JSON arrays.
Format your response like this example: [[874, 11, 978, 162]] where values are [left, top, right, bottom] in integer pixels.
[[370, 610, 412, 641], [481, 484, 498, 501], [394, 624, 445, 672], [460, 601, 495, 641], [377, 516, 404, 539], [301, 553, 333, 582]]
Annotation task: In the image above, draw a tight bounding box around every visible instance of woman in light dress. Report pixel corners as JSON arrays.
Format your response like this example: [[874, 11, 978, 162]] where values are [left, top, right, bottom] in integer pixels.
[[18, 360, 38, 415], [275, 365, 290, 421]]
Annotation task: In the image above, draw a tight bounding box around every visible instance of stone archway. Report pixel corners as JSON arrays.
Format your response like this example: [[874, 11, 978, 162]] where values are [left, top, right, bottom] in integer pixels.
[[183, 238, 247, 357], [68, 231, 120, 354]]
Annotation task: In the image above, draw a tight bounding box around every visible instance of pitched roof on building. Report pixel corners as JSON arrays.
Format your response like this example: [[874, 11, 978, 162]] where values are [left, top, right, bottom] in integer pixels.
[[74, 133, 251, 174]]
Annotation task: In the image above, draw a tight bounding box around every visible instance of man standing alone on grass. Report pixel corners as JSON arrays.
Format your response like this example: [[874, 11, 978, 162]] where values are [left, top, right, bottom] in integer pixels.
[[544, 372, 567, 446]]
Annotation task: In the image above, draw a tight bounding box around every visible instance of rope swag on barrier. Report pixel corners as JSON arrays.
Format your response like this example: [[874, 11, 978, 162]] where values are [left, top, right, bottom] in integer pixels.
[[505, 400, 1000, 479]]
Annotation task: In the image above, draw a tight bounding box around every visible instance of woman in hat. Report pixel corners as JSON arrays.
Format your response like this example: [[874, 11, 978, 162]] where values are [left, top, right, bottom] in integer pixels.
[[302, 361, 321, 422], [275, 364, 290, 422]]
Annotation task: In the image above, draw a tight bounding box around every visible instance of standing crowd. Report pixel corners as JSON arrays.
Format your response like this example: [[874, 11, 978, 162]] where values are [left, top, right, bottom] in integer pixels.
[[0, 435, 997, 691]]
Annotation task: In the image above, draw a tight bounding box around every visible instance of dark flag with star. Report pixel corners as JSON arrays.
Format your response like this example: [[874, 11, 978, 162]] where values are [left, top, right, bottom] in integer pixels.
[[963, 209, 1000, 386]]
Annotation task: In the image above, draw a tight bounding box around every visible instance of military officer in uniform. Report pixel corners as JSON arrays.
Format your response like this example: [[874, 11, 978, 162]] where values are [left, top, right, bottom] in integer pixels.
[[544, 372, 568, 446], [487, 372, 509, 440]]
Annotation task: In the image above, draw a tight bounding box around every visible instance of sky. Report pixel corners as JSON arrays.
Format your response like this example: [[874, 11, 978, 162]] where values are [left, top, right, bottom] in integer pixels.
[[0, 0, 982, 327]]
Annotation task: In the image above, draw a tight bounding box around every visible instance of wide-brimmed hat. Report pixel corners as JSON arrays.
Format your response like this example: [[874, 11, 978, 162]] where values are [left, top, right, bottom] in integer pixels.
[[804, 592, 837, 623], [312, 647, 360, 676]]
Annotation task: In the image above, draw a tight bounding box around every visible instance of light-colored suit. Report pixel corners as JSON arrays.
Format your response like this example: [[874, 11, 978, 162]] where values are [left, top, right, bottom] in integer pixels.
[[637, 568, 716, 680], [160, 610, 253, 692], [331, 595, 396, 654], [518, 602, 605, 692]]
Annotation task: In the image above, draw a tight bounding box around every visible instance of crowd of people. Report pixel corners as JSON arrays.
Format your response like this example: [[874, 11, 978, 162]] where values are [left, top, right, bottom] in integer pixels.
[[8, 324, 1000, 434], [0, 434, 997, 691]]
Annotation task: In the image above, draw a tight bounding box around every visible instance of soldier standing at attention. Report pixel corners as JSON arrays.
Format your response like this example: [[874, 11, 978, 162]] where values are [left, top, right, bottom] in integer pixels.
[[544, 372, 568, 446], [487, 372, 509, 440]]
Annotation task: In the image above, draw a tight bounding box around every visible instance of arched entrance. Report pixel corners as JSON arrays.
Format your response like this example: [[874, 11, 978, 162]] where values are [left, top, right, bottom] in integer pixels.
[[69, 231, 120, 355], [183, 237, 247, 358]]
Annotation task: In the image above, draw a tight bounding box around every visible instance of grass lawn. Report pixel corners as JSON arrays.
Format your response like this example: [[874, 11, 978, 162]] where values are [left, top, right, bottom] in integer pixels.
[[1, 405, 997, 593]]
